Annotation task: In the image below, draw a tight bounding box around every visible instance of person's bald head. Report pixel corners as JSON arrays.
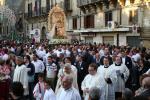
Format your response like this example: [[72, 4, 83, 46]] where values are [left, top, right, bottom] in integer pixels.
[[62, 75, 73, 90], [142, 76, 150, 89]]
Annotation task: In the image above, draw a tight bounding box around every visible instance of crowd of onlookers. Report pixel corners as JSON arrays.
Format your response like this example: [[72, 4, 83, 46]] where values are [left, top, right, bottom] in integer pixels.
[[0, 40, 150, 100]]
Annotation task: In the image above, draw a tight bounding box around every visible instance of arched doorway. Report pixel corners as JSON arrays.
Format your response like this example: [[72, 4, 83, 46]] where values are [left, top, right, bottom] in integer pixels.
[[41, 26, 46, 40]]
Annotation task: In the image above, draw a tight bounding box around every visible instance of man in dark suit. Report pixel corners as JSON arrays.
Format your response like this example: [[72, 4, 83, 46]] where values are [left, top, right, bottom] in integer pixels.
[[100, 48, 113, 65], [93, 53, 101, 66], [75, 54, 88, 95], [82, 49, 93, 67], [120, 50, 133, 89]]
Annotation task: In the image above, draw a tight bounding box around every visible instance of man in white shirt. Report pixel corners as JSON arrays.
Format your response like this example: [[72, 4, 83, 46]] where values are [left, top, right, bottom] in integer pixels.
[[43, 80, 56, 100], [32, 54, 45, 84], [82, 63, 101, 100], [36, 46, 46, 60], [56, 75, 81, 100], [46, 56, 57, 90]]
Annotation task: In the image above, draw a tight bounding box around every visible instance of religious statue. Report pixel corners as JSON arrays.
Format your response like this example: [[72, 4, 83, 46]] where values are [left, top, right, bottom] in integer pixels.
[[48, 5, 66, 39]]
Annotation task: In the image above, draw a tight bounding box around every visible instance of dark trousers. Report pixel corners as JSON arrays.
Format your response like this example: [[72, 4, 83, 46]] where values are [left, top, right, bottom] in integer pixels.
[[28, 82, 34, 100], [34, 73, 40, 84], [115, 92, 122, 100]]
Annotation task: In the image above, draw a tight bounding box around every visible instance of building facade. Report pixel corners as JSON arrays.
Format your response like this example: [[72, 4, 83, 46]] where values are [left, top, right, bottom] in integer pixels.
[[68, 0, 150, 47], [65, 0, 150, 47], [24, 0, 150, 47]]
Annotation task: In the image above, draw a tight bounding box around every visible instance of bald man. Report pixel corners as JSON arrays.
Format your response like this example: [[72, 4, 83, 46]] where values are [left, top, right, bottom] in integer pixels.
[[140, 76, 150, 98], [56, 75, 81, 100]]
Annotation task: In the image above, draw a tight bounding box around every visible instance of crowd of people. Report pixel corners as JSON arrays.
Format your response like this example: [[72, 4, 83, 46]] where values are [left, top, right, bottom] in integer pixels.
[[0, 40, 150, 100]]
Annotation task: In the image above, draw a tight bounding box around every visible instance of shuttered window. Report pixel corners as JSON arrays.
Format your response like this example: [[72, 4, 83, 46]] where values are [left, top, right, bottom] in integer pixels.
[[73, 18, 77, 29], [84, 15, 94, 28]]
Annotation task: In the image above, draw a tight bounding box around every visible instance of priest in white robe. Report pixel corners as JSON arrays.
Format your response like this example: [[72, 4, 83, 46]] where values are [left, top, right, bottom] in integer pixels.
[[55, 63, 78, 94], [110, 56, 129, 99], [97, 57, 116, 100], [56, 75, 81, 100], [13, 56, 29, 96], [81, 63, 101, 100]]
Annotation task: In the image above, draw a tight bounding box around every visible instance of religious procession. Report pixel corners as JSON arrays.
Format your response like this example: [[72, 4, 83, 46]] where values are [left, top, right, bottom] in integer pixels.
[[0, 40, 150, 100], [0, 0, 150, 99]]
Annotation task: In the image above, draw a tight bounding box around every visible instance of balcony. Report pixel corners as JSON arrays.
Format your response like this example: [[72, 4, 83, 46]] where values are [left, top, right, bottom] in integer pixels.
[[24, 7, 48, 19], [77, 0, 102, 7]]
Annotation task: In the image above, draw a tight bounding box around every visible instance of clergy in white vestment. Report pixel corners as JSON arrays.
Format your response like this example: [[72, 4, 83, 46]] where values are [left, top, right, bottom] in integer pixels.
[[110, 56, 129, 99], [81, 63, 101, 100], [97, 57, 116, 100], [43, 80, 56, 100], [55, 63, 78, 94], [56, 75, 81, 100], [65, 57, 77, 75], [13, 56, 29, 96]]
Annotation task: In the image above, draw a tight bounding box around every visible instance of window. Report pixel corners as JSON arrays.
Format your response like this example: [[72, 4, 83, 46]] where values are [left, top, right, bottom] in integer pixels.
[[64, 0, 72, 11], [34, 0, 41, 16], [39, 0, 41, 15], [32, 24, 33, 30], [35, 1, 37, 16], [50, 0, 54, 9], [73, 18, 77, 29], [105, 11, 112, 26], [84, 15, 94, 28], [129, 10, 138, 25], [28, 3, 32, 17], [103, 36, 114, 45], [130, 0, 135, 4], [46, 0, 50, 12]]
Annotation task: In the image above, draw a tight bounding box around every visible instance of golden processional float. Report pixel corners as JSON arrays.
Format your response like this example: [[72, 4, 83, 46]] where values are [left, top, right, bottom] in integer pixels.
[[47, 5, 68, 44]]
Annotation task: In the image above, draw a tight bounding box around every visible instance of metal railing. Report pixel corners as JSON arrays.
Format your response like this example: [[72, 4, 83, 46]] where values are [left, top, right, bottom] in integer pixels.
[[77, 0, 102, 7], [24, 7, 48, 18]]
